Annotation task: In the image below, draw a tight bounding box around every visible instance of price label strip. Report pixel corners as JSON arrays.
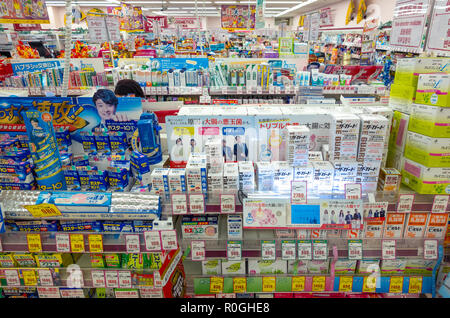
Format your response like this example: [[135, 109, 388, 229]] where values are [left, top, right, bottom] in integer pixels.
[[27, 233, 42, 253], [105, 271, 119, 288], [397, 194, 415, 213], [171, 194, 188, 215], [56, 234, 70, 253], [88, 234, 103, 253], [362, 276, 377, 293], [118, 271, 132, 288], [220, 194, 236, 214], [5, 269, 20, 286], [126, 234, 140, 253], [70, 234, 85, 253], [191, 241, 206, 261], [261, 240, 276, 261], [382, 239, 396, 260], [297, 240, 312, 260], [160, 230, 178, 251], [348, 239, 363, 260], [408, 276, 423, 294], [281, 240, 296, 260], [210, 277, 224, 293], [313, 240, 328, 260], [262, 276, 276, 293], [144, 231, 162, 252], [227, 240, 242, 261], [291, 276, 306, 292], [291, 181, 307, 205], [23, 203, 62, 217], [233, 277, 246, 293], [189, 194, 205, 214], [424, 239, 438, 260], [432, 195, 449, 213]]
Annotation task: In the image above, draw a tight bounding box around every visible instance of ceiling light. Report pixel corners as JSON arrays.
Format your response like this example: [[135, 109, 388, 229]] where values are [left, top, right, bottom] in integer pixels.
[[266, 1, 303, 3], [182, 6, 218, 9], [214, 1, 237, 3], [170, 1, 212, 3], [275, 0, 318, 17]]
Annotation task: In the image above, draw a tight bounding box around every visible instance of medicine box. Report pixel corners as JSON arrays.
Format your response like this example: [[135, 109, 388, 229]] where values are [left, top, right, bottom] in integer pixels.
[[221, 260, 246, 275], [404, 131, 450, 167], [378, 167, 402, 192], [415, 73, 449, 107], [185, 158, 208, 193], [168, 168, 186, 193], [207, 170, 223, 193], [286, 125, 310, 167], [247, 260, 288, 275], [401, 158, 450, 194], [202, 260, 222, 275], [238, 161, 255, 193], [181, 215, 219, 240], [150, 168, 169, 195], [409, 103, 450, 138], [223, 162, 239, 192], [255, 161, 274, 191]]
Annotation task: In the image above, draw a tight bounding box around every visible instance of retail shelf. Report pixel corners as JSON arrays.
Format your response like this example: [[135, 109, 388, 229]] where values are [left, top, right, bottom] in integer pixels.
[[209, 87, 297, 95]]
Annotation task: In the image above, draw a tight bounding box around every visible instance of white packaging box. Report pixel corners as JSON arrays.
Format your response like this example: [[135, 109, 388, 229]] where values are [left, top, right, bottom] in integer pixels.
[[238, 161, 255, 192], [273, 161, 293, 192], [402, 158, 450, 181], [223, 162, 239, 192], [286, 125, 310, 167], [204, 137, 223, 171], [255, 161, 274, 191], [332, 161, 358, 192], [177, 106, 214, 116], [221, 260, 246, 275], [312, 161, 334, 193], [202, 260, 222, 275], [150, 168, 169, 195], [293, 162, 315, 183], [247, 260, 288, 275], [357, 114, 388, 162], [186, 158, 208, 193], [357, 161, 382, 178], [227, 214, 243, 239], [330, 113, 361, 161], [207, 170, 223, 193], [168, 168, 186, 193]]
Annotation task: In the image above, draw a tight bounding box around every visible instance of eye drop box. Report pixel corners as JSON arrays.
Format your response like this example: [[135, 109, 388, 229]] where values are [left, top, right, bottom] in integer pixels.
[[332, 161, 358, 193], [409, 104, 450, 138], [255, 161, 274, 191], [247, 260, 288, 275], [168, 168, 186, 193], [223, 162, 239, 192], [238, 161, 255, 193], [415, 73, 450, 107], [273, 161, 293, 193], [150, 168, 169, 195], [312, 161, 334, 193], [378, 168, 402, 192], [221, 260, 246, 275], [202, 260, 222, 275], [207, 170, 223, 193], [286, 125, 310, 167], [329, 114, 360, 161], [402, 157, 450, 194], [227, 214, 242, 239], [334, 259, 357, 275]]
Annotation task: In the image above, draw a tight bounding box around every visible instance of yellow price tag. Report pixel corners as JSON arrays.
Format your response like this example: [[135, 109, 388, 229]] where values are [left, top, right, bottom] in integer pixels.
[[88, 235, 103, 253], [408, 276, 423, 294], [22, 269, 37, 286], [362, 276, 377, 293], [210, 277, 224, 293], [27, 234, 42, 252], [70, 234, 85, 253], [339, 276, 353, 292], [262, 276, 276, 293], [233, 277, 246, 293], [23, 203, 62, 217], [312, 276, 326, 292], [389, 276, 404, 293], [291, 276, 306, 292]]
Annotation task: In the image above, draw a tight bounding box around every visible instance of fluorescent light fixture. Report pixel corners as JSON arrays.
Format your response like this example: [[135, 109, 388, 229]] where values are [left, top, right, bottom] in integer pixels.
[[239, 1, 256, 3], [214, 1, 237, 3], [124, 1, 167, 3], [152, 11, 167, 15], [170, 1, 212, 3], [182, 6, 218, 9], [276, 0, 318, 17], [266, 1, 302, 3], [263, 7, 290, 9]]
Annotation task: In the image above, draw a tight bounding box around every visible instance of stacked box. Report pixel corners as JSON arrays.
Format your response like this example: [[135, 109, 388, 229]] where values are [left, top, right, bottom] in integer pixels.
[[185, 154, 208, 193], [357, 114, 388, 162], [238, 161, 255, 193], [402, 158, 450, 194], [409, 104, 450, 138], [404, 131, 450, 167], [329, 114, 360, 162], [332, 161, 358, 193], [377, 167, 402, 192], [150, 168, 169, 195], [168, 168, 186, 193], [204, 137, 223, 172], [312, 161, 334, 193], [415, 73, 449, 108], [286, 125, 310, 167], [223, 162, 239, 192], [386, 111, 410, 172], [273, 161, 293, 192], [207, 170, 223, 193], [255, 161, 274, 191]]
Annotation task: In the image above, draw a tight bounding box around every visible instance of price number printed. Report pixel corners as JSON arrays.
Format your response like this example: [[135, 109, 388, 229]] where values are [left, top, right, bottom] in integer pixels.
[[281, 240, 296, 260], [408, 276, 423, 294], [312, 276, 326, 292], [261, 240, 276, 260], [160, 230, 178, 251], [345, 183, 362, 200], [233, 277, 246, 293], [297, 240, 312, 260], [312, 240, 328, 260], [220, 194, 235, 213], [291, 276, 306, 292], [5, 269, 20, 286], [262, 276, 276, 293], [348, 239, 363, 260], [339, 276, 353, 292], [88, 234, 103, 253], [191, 241, 206, 261], [189, 194, 205, 214], [91, 270, 106, 288], [291, 181, 307, 205], [424, 240, 438, 260], [38, 269, 54, 286], [56, 234, 70, 253], [144, 231, 162, 252], [126, 234, 140, 253], [227, 241, 242, 261], [432, 195, 449, 213], [118, 271, 132, 288], [382, 240, 396, 260], [210, 277, 224, 293], [27, 233, 42, 253], [389, 276, 404, 294], [23, 203, 62, 217], [397, 194, 415, 213], [105, 271, 119, 288], [171, 194, 187, 215], [70, 234, 85, 253]]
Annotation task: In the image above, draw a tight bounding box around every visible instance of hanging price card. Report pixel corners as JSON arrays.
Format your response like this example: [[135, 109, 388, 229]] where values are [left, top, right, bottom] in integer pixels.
[[362, 276, 377, 293], [227, 241, 242, 261], [233, 277, 246, 293], [23, 269, 37, 286], [23, 203, 62, 217], [261, 240, 276, 260], [38, 287, 61, 298], [246, 86, 252, 94], [348, 239, 363, 260], [424, 239, 438, 260], [221, 87, 228, 95], [281, 240, 296, 260], [172, 194, 188, 215], [389, 276, 403, 293], [408, 276, 423, 294], [191, 241, 206, 261], [189, 194, 205, 214], [220, 194, 236, 213], [126, 234, 140, 253], [339, 276, 353, 292], [144, 231, 162, 251], [262, 276, 276, 292], [313, 240, 328, 260], [312, 276, 326, 292], [291, 181, 307, 204], [140, 287, 163, 298], [269, 86, 275, 94], [237, 86, 243, 94], [105, 271, 119, 288], [291, 276, 306, 292], [160, 230, 178, 250], [275, 86, 281, 94], [38, 269, 54, 286], [60, 288, 85, 298], [70, 234, 85, 253], [345, 183, 362, 200], [382, 240, 396, 260], [257, 87, 263, 94], [55, 234, 70, 253], [88, 234, 103, 253], [27, 233, 42, 253], [397, 194, 415, 213], [297, 240, 312, 260], [91, 271, 106, 288], [5, 269, 20, 286], [210, 276, 224, 293], [118, 271, 132, 288], [432, 195, 449, 213], [199, 95, 211, 104]]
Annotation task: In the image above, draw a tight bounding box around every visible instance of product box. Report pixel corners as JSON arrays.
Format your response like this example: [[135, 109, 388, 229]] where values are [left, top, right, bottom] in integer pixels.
[[388, 111, 410, 153], [389, 83, 415, 114], [425, 213, 449, 239], [273, 161, 293, 192], [286, 125, 310, 167], [107, 167, 129, 191], [130, 151, 151, 184], [204, 137, 223, 171], [287, 260, 309, 274], [404, 131, 450, 167], [207, 170, 223, 193], [381, 259, 407, 275], [255, 161, 274, 191], [35, 191, 111, 213], [150, 168, 170, 195], [415, 73, 449, 107], [202, 260, 222, 275], [409, 104, 450, 138], [383, 213, 406, 238], [332, 161, 358, 193], [223, 162, 239, 192], [227, 214, 243, 239], [357, 114, 388, 162], [334, 259, 357, 275], [185, 157, 208, 193], [377, 168, 402, 192], [168, 168, 186, 193], [221, 260, 246, 275], [308, 260, 329, 274], [394, 57, 450, 88], [238, 161, 255, 193], [312, 161, 334, 193], [405, 259, 435, 275], [329, 113, 360, 161], [402, 158, 450, 194], [181, 215, 219, 239], [247, 260, 288, 275], [404, 213, 428, 238], [357, 259, 380, 274]]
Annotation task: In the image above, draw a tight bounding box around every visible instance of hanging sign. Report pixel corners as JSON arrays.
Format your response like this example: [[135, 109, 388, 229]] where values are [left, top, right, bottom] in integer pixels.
[[309, 12, 320, 42], [426, 0, 450, 55], [221, 5, 256, 30], [255, 0, 265, 29], [319, 7, 333, 27], [346, 0, 356, 25], [0, 0, 50, 24], [144, 16, 168, 32], [169, 17, 202, 29], [357, 0, 367, 24]]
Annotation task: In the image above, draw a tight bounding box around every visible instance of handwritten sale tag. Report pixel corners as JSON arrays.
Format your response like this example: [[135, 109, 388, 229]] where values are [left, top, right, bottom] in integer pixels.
[[312, 276, 326, 292], [172, 194, 188, 215], [191, 241, 206, 261], [126, 234, 140, 253], [220, 194, 235, 213], [144, 231, 161, 251], [345, 183, 362, 200], [291, 276, 306, 292], [91, 270, 106, 288], [70, 234, 85, 253], [424, 240, 438, 260], [382, 240, 396, 260], [408, 276, 423, 294], [233, 277, 246, 293], [38, 269, 54, 286], [262, 276, 276, 292], [56, 234, 70, 253], [291, 181, 307, 204]]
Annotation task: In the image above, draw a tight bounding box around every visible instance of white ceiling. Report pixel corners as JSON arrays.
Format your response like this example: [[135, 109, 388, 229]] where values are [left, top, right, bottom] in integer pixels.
[[44, 0, 337, 17]]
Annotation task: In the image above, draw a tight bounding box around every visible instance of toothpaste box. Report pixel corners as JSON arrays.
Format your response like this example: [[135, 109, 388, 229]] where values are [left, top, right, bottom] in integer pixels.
[[238, 161, 255, 193], [409, 104, 450, 138], [81, 132, 97, 154], [207, 170, 223, 193], [202, 260, 222, 275], [404, 131, 450, 167], [151, 168, 170, 195], [0, 171, 34, 183], [273, 161, 293, 192], [223, 162, 239, 192], [181, 215, 219, 239], [255, 161, 274, 191], [168, 168, 186, 193], [0, 181, 36, 190], [185, 156, 208, 193], [247, 260, 288, 275], [312, 161, 334, 193], [0, 159, 32, 176], [329, 114, 360, 161], [377, 167, 402, 192], [415, 73, 449, 107], [402, 157, 450, 194], [35, 191, 111, 212], [286, 125, 310, 167], [221, 260, 246, 275], [334, 259, 357, 274]]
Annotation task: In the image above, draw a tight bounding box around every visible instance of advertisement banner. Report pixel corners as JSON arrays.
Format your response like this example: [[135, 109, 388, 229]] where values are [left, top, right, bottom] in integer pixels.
[[108, 4, 144, 32], [10, 58, 105, 76], [255, 0, 265, 29], [319, 7, 333, 27], [0, 0, 50, 24], [87, 16, 121, 43], [323, 65, 383, 83], [426, 0, 450, 55], [168, 17, 202, 29], [309, 12, 320, 42], [13, 23, 41, 31], [221, 5, 256, 30], [0, 59, 14, 82], [144, 16, 168, 32], [390, 0, 430, 52]]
